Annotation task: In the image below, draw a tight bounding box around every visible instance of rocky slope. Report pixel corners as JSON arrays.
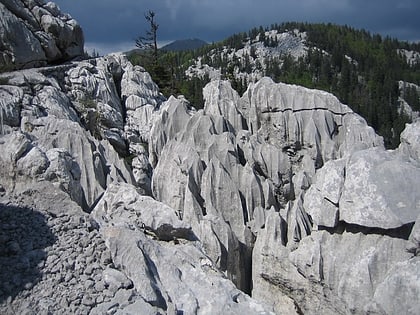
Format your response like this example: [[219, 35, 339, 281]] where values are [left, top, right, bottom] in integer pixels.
[[186, 29, 307, 83], [0, 0, 84, 71], [1, 1, 419, 314]]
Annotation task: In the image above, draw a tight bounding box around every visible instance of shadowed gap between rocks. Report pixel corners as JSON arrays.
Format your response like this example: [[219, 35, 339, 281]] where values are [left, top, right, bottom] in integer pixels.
[[318, 221, 415, 240], [0, 204, 57, 303], [260, 107, 349, 116]]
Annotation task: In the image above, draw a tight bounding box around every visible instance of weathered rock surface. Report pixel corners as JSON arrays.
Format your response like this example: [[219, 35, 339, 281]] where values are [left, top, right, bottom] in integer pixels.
[[399, 118, 420, 163], [339, 148, 420, 229], [0, 194, 115, 315], [91, 182, 274, 314], [0, 37, 274, 313], [1, 9, 419, 313], [147, 76, 419, 315], [305, 147, 420, 230], [0, 0, 84, 70]]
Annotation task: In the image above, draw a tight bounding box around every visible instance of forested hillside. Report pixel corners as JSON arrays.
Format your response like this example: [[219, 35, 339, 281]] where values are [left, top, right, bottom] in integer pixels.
[[128, 22, 420, 148]]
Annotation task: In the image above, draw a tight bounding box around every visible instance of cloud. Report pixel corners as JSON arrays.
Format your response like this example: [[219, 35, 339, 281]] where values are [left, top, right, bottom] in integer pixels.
[[164, 0, 182, 20], [85, 41, 135, 56], [54, 0, 420, 54]]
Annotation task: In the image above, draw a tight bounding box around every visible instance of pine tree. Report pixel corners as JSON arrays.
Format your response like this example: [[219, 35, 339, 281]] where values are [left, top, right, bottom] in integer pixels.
[[135, 10, 159, 67]]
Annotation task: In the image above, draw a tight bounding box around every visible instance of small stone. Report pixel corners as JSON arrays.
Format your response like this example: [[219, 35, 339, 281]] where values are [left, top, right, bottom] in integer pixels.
[[82, 295, 96, 307], [103, 267, 133, 290], [60, 297, 69, 309], [46, 254, 59, 265], [84, 265, 94, 275], [104, 287, 116, 297], [37, 260, 45, 269], [24, 282, 34, 290], [50, 263, 61, 274], [86, 255, 96, 265], [94, 280, 106, 292], [95, 294, 105, 304], [85, 246, 95, 257], [100, 251, 112, 265], [106, 302, 120, 314], [64, 273, 73, 282], [84, 279, 95, 290]]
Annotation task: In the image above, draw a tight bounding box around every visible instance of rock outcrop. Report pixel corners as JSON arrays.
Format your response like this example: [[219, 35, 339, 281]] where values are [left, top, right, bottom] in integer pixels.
[[148, 77, 419, 314], [91, 182, 274, 315], [0, 26, 273, 313], [0, 0, 84, 70], [0, 4, 419, 313]]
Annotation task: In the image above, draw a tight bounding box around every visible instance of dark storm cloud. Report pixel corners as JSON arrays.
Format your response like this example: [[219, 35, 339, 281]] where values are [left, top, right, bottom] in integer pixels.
[[54, 0, 419, 54]]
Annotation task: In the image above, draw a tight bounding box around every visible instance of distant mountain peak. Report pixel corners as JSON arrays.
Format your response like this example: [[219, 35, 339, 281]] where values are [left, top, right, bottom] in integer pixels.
[[161, 39, 208, 52]]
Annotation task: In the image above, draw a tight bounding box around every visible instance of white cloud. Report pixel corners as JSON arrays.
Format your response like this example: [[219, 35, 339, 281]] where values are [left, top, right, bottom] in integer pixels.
[[85, 41, 136, 56], [85, 40, 175, 56]]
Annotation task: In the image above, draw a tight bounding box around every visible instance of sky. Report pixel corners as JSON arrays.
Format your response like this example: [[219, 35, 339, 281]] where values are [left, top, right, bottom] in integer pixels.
[[53, 0, 420, 55]]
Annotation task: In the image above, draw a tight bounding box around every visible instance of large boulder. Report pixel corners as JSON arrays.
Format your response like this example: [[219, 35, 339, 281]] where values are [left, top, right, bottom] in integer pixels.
[[399, 118, 420, 163], [340, 148, 420, 229], [289, 231, 414, 314], [0, 0, 84, 70]]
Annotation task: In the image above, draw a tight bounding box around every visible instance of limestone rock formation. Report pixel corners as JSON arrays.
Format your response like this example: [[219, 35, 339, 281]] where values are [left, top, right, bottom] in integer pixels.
[[0, 5, 419, 312], [399, 118, 420, 163], [148, 77, 419, 314], [0, 41, 273, 313], [91, 182, 274, 314], [0, 0, 84, 70]]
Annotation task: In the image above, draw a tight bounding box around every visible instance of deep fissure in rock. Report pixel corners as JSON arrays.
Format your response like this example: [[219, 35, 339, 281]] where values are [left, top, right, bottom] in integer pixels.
[[318, 221, 415, 240]]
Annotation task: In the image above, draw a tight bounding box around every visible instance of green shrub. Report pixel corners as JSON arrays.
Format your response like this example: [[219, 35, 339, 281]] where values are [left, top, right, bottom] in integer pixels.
[[80, 97, 97, 109], [0, 75, 10, 85]]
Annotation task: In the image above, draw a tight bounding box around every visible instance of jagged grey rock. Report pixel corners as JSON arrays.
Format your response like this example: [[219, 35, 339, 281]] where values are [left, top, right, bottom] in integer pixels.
[[239, 77, 383, 167], [1, 10, 419, 313], [203, 80, 247, 131], [0, 56, 137, 210], [303, 158, 345, 228], [399, 118, 420, 163], [149, 96, 194, 167], [289, 231, 413, 314], [0, 0, 84, 70], [152, 140, 204, 214], [340, 147, 420, 229], [408, 214, 420, 255], [92, 182, 194, 241], [92, 182, 274, 314], [102, 267, 133, 290], [371, 257, 420, 315]]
